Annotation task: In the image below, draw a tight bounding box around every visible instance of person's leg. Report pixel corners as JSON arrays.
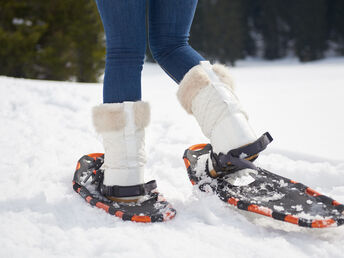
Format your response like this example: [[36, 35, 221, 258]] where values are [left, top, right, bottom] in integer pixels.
[[145, 1, 257, 168], [95, 0, 146, 103], [94, 0, 148, 201], [148, 0, 205, 83]]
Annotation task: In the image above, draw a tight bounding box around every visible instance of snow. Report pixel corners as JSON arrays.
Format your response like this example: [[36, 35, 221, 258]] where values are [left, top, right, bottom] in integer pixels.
[[1, 58, 344, 258]]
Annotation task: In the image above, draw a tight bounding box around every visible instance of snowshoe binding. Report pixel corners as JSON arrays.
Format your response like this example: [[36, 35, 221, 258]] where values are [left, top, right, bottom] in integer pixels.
[[73, 153, 176, 223], [183, 132, 344, 228]]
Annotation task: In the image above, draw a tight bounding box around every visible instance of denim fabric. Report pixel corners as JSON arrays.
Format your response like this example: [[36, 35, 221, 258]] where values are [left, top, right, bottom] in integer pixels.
[[95, 0, 205, 103]]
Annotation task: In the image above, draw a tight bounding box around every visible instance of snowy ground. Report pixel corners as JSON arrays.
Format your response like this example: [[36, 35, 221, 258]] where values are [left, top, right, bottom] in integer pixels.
[[1, 58, 344, 258]]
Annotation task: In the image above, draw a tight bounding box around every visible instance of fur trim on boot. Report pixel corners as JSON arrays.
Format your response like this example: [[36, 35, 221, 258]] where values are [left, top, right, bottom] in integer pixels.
[[177, 63, 234, 114], [92, 101, 150, 132]]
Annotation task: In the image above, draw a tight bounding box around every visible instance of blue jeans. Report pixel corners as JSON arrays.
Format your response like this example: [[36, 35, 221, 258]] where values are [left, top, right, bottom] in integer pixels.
[[95, 0, 205, 103]]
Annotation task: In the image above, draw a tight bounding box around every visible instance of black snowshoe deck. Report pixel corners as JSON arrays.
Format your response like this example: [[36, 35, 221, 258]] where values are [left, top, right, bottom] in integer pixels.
[[73, 153, 176, 223], [183, 144, 344, 228]]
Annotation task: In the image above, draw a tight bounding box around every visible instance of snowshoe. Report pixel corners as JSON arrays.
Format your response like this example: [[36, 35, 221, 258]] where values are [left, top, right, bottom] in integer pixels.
[[73, 153, 176, 223], [183, 132, 344, 228]]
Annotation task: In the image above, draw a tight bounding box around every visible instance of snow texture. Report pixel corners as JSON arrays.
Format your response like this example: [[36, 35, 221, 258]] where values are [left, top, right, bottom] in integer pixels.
[[1, 58, 344, 258]]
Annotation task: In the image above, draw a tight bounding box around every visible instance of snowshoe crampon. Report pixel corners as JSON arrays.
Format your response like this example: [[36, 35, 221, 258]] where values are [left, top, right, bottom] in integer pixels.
[[183, 133, 344, 228], [73, 153, 176, 223]]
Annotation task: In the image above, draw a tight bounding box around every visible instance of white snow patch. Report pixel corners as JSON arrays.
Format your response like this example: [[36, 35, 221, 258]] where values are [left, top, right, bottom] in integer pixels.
[[273, 205, 285, 212], [279, 179, 288, 187], [239, 152, 248, 159], [292, 205, 304, 212], [224, 169, 257, 186], [194, 154, 210, 177]]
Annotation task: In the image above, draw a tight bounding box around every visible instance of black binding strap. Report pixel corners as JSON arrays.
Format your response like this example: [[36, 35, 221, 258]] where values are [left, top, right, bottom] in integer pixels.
[[214, 132, 273, 172], [100, 180, 157, 198]]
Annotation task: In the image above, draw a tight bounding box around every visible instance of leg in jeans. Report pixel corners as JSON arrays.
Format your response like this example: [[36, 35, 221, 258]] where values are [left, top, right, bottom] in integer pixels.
[[148, 0, 205, 83], [95, 0, 146, 103], [93, 1, 148, 195]]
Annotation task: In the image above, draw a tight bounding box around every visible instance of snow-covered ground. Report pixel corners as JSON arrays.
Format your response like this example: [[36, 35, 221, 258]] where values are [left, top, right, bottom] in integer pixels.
[[1, 58, 344, 258]]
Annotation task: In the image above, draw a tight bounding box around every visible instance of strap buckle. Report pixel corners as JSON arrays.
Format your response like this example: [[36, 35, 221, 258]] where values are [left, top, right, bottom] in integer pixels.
[[210, 132, 273, 177]]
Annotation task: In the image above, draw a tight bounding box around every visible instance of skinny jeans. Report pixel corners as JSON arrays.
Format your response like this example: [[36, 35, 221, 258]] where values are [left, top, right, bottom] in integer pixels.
[[95, 0, 205, 103]]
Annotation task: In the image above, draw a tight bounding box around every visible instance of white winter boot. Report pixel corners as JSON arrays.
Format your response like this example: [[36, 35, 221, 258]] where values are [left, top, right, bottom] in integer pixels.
[[178, 61, 256, 151], [177, 61, 267, 179], [92, 101, 150, 202]]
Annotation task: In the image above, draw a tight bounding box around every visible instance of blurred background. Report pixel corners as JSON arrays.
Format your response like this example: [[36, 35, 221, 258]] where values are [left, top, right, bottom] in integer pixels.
[[0, 0, 343, 83]]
